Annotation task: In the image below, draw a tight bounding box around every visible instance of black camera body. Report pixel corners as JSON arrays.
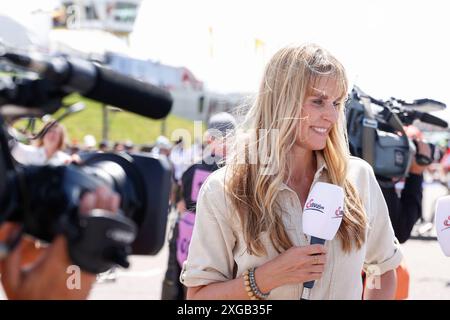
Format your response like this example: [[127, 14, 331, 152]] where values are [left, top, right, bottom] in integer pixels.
[[3, 152, 172, 252], [80, 152, 172, 255], [1, 152, 172, 273], [346, 86, 447, 179], [346, 94, 413, 179]]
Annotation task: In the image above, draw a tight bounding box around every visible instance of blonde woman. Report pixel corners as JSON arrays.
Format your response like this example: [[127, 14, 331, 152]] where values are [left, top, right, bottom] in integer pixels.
[[11, 121, 72, 166], [180, 44, 403, 300]]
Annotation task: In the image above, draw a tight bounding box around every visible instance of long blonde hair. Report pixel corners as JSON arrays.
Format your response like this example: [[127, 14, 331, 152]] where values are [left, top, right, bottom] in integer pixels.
[[226, 44, 367, 255], [37, 121, 68, 151]]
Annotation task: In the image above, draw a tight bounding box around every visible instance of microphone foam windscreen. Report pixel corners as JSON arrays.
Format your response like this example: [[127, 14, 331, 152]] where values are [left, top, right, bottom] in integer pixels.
[[85, 66, 173, 120]]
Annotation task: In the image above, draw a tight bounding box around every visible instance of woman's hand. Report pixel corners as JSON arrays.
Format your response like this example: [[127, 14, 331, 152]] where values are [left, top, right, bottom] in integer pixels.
[[255, 244, 327, 293], [187, 244, 328, 300]]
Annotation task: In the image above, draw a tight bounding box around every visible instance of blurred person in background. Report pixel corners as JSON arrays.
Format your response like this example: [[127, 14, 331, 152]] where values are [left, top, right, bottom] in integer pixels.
[[150, 135, 178, 211], [124, 140, 135, 153], [168, 137, 193, 217], [374, 124, 433, 300], [113, 142, 125, 152], [191, 138, 204, 163], [139, 144, 154, 154], [169, 137, 192, 184], [439, 139, 450, 179], [83, 134, 97, 152], [382, 125, 432, 244], [98, 140, 110, 153], [161, 112, 236, 300], [69, 139, 81, 156], [152, 135, 172, 158]]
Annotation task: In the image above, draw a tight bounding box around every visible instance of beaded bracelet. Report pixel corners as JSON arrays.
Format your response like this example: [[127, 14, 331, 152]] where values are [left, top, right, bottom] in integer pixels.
[[243, 267, 270, 300]]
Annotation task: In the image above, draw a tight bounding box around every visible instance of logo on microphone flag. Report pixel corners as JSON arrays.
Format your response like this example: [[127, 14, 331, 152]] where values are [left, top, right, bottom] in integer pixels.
[[442, 216, 450, 232], [304, 198, 325, 214], [333, 206, 344, 219]]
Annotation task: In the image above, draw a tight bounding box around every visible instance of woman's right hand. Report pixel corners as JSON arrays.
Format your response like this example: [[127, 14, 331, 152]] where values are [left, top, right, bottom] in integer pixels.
[[255, 244, 327, 292]]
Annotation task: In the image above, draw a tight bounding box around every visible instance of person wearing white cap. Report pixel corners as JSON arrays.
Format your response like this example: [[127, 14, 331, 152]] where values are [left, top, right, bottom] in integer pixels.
[[83, 134, 97, 151], [152, 135, 172, 157], [207, 112, 237, 134], [161, 112, 236, 300]]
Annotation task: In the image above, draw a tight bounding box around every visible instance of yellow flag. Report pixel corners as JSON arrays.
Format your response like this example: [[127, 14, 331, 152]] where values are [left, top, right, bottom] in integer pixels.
[[254, 38, 265, 53], [208, 26, 214, 58]]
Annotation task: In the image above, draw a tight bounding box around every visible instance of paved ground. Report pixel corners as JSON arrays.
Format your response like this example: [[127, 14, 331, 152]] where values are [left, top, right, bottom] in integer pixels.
[[89, 246, 169, 300], [401, 238, 450, 299], [84, 238, 450, 300]]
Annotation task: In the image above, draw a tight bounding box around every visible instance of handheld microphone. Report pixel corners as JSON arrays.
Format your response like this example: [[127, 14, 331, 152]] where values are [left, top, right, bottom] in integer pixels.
[[3, 52, 172, 120], [434, 196, 450, 257], [301, 182, 345, 299]]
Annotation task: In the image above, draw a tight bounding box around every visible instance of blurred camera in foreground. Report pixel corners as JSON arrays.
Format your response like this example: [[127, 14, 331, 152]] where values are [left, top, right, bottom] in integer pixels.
[[0, 48, 173, 273]]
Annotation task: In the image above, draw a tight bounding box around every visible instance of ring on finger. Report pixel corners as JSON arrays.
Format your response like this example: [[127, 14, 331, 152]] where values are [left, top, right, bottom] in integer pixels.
[[314, 256, 320, 265]]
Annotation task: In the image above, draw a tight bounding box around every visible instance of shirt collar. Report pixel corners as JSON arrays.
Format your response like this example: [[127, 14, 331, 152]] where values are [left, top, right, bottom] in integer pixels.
[[315, 150, 328, 175], [278, 151, 328, 191]]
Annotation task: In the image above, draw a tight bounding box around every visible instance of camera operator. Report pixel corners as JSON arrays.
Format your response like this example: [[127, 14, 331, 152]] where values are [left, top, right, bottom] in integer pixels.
[[373, 125, 432, 299], [0, 186, 120, 300], [379, 125, 432, 244], [346, 87, 446, 299]]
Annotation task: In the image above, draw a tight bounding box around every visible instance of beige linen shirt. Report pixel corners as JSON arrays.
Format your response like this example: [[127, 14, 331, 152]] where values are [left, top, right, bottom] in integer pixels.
[[180, 152, 403, 299]]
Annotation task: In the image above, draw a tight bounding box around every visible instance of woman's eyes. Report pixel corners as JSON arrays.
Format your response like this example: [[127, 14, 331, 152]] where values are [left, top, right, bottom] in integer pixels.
[[312, 99, 325, 106], [312, 99, 340, 108]]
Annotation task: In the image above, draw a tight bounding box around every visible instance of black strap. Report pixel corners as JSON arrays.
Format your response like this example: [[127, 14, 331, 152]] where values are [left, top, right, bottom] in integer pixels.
[[360, 97, 377, 166]]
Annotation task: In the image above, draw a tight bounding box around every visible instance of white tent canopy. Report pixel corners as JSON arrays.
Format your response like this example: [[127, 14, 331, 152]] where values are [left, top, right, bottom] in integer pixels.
[[49, 29, 132, 60], [0, 14, 49, 50]]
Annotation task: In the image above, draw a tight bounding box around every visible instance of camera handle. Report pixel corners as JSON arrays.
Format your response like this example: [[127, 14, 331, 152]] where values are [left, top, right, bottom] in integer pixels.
[[63, 209, 137, 274], [360, 96, 377, 166], [383, 107, 414, 174], [412, 140, 433, 166]]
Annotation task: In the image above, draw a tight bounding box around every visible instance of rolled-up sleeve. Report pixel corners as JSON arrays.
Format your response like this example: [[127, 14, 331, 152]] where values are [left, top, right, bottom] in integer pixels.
[[363, 167, 403, 275], [180, 169, 237, 287], [11, 142, 34, 165]]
